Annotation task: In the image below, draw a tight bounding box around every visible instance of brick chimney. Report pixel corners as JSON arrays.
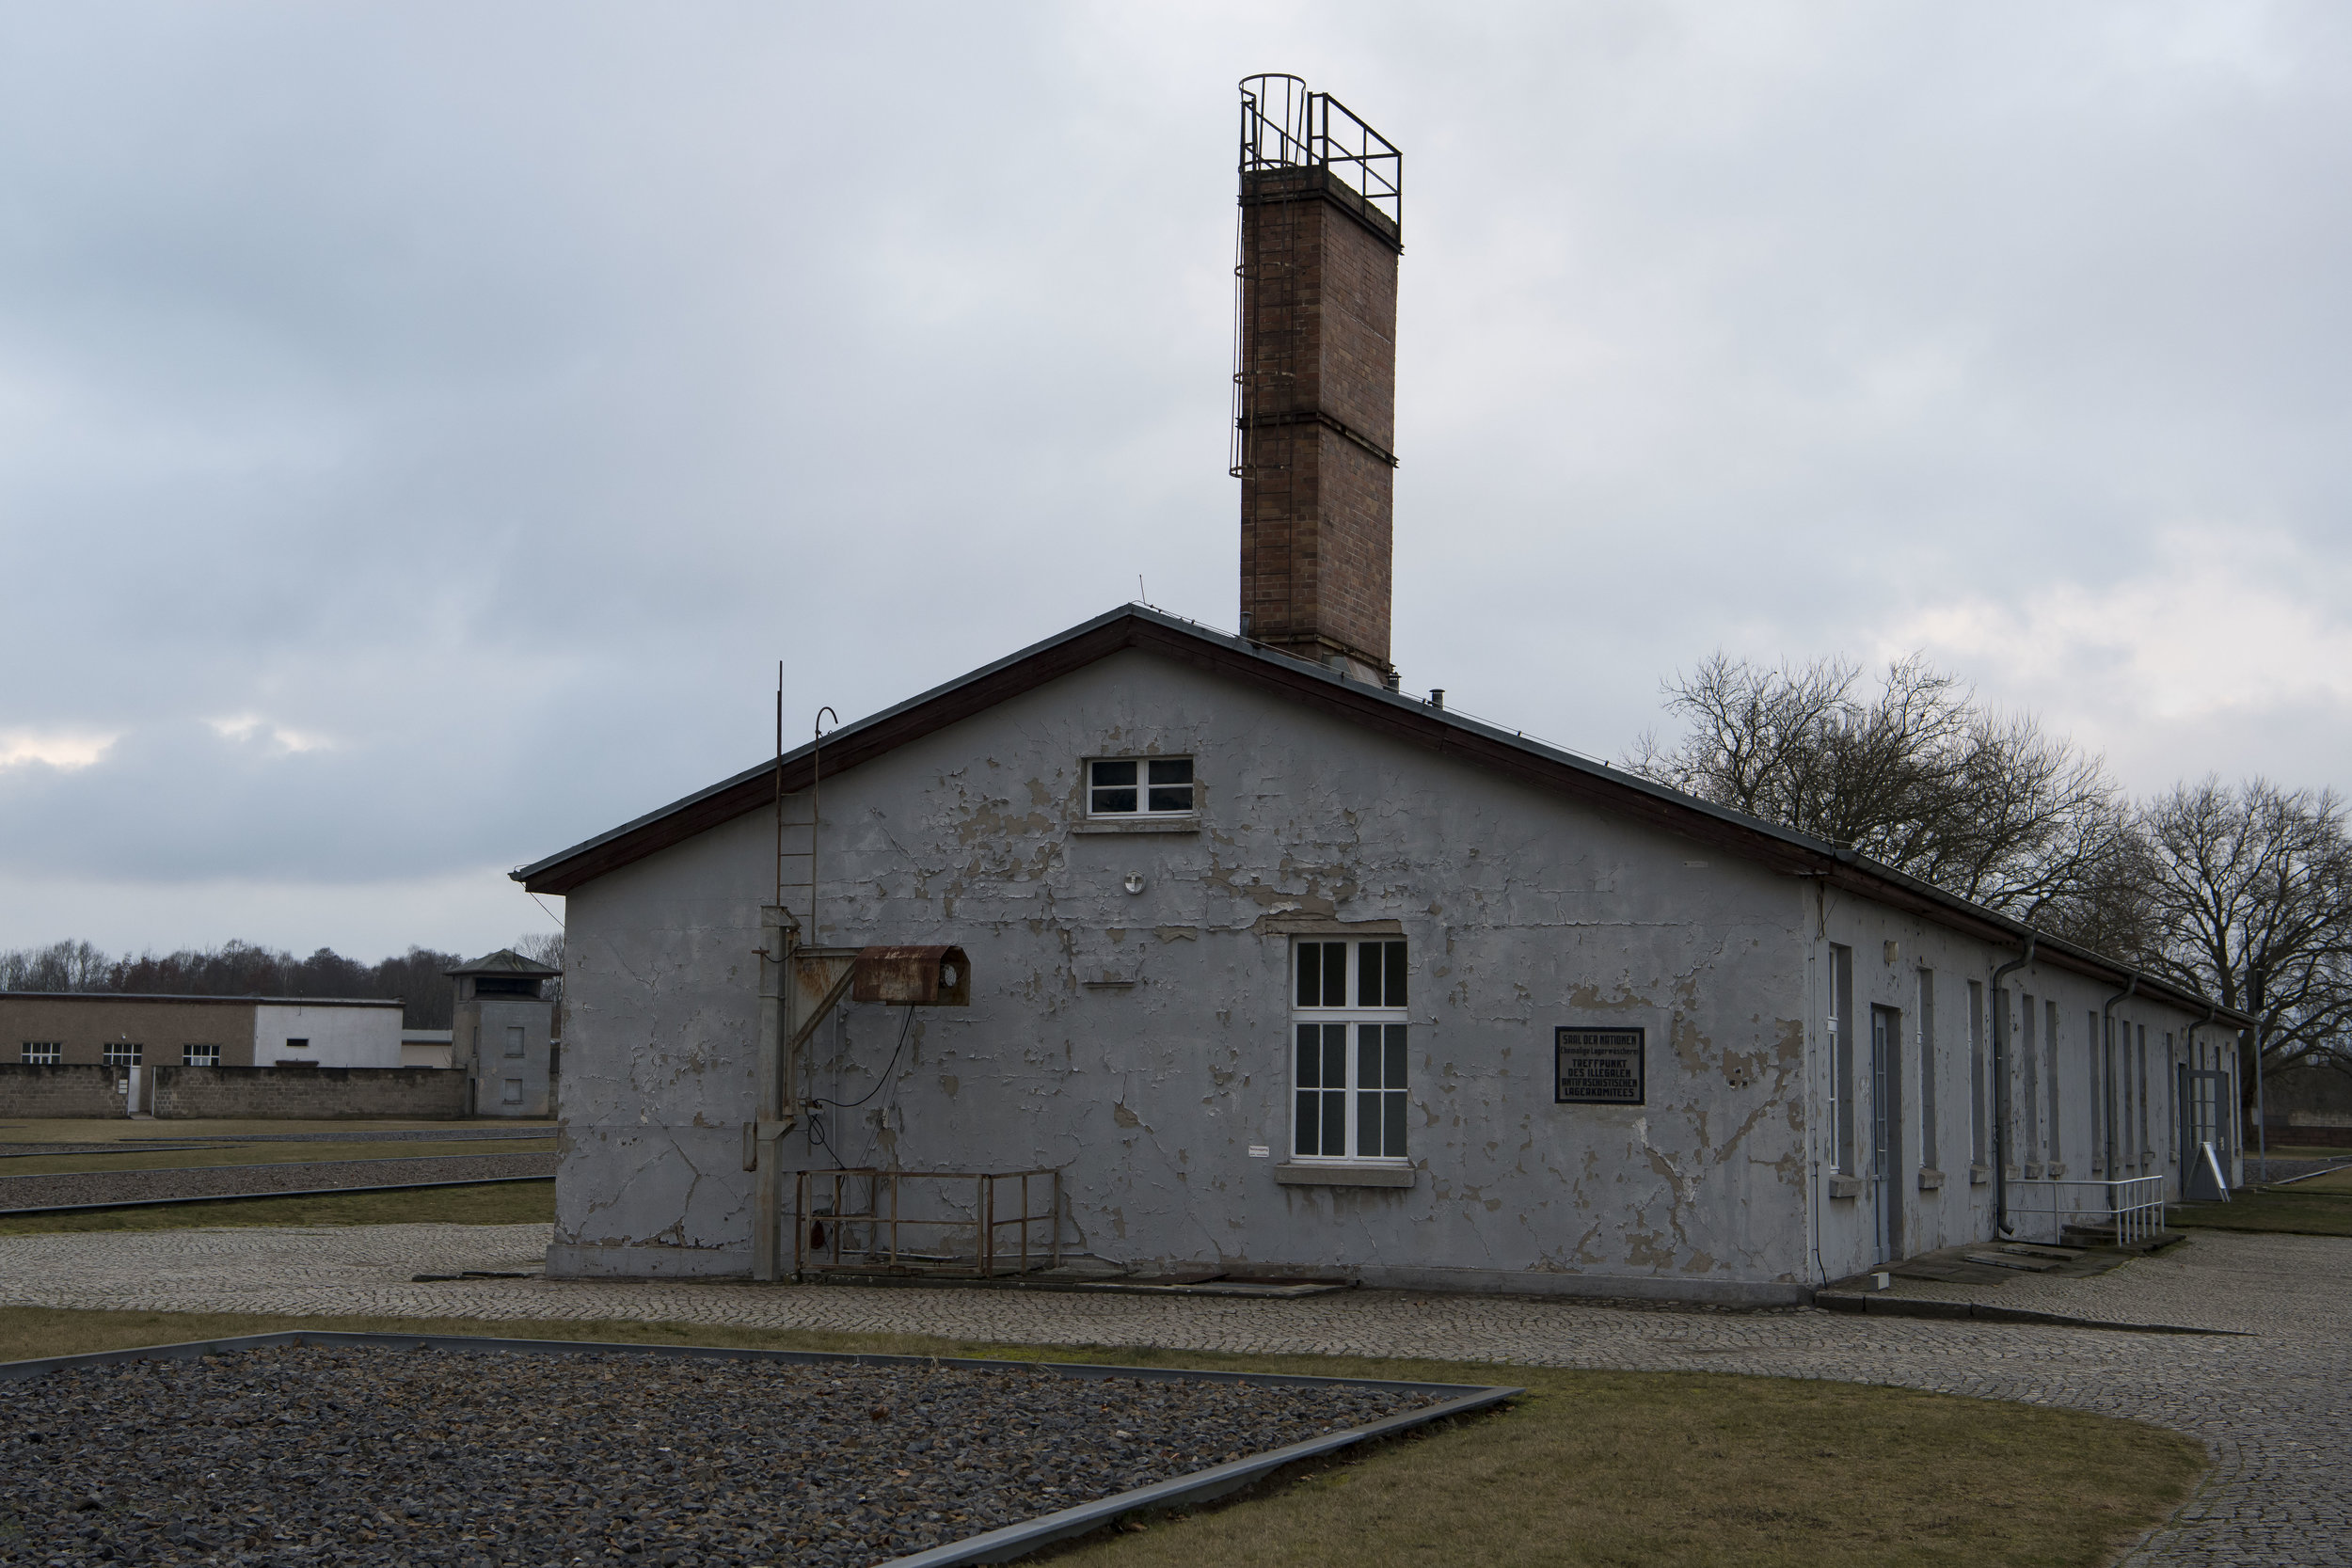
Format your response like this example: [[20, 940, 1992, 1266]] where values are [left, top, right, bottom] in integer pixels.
[[1233, 75, 1403, 685]]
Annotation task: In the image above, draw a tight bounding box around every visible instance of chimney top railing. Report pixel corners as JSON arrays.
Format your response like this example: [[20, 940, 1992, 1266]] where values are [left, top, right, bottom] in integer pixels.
[[1239, 73, 1402, 232]]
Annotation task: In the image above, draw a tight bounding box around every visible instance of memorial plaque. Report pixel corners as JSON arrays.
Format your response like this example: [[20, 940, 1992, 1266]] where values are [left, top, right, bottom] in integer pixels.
[[1555, 1026, 1645, 1106]]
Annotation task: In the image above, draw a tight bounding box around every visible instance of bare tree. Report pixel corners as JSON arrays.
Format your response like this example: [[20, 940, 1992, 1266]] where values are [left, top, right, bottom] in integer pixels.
[[2129, 779, 2352, 1106], [1627, 652, 2130, 921], [514, 930, 564, 1006], [0, 936, 466, 1028], [0, 940, 112, 992]]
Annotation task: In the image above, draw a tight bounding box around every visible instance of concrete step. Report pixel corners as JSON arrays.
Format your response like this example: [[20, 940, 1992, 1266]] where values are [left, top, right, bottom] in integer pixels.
[[1961, 1251, 2061, 1272], [2060, 1225, 2186, 1253]]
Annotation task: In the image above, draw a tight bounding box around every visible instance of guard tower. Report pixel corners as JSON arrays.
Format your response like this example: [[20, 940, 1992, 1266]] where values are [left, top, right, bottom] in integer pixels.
[[448, 949, 560, 1117], [1232, 73, 1404, 685]]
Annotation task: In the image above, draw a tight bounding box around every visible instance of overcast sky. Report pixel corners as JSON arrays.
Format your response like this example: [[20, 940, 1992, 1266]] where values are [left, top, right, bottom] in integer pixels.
[[3, 3, 2347, 961]]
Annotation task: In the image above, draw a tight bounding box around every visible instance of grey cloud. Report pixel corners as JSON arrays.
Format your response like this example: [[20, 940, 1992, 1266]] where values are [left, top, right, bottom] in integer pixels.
[[2, 2, 2348, 952]]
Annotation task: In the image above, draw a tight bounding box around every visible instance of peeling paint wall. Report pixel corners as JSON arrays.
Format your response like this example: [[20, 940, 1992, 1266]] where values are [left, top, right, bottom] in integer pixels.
[[553, 650, 1871, 1302]]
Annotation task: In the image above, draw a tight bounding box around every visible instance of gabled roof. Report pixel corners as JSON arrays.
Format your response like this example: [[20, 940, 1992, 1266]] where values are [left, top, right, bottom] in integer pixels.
[[513, 603, 2249, 1027], [446, 949, 561, 978]]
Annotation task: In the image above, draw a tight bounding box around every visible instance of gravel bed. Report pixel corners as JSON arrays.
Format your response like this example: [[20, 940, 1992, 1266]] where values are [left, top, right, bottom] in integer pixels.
[[0, 1154, 556, 1212], [0, 1343, 1443, 1566]]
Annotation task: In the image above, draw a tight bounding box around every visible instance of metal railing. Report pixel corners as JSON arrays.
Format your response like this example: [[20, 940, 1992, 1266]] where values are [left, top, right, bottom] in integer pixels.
[[1238, 73, 1402, 229], [792, 1168, 1061, 1278], [2006, 1174, 2168, 1247]]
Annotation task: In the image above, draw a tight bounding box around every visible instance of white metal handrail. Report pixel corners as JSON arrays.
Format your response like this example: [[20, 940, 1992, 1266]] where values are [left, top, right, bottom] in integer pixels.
[[2006, 1175, 2167, 1247]]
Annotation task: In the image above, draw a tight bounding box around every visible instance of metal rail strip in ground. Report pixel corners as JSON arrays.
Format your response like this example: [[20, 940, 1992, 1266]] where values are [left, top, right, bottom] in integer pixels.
[[0, 1173, 552, 1217], [0, 1149, 554, 1181], [0, 1127, 556, 1157], [0, 1330, 1518, 1568]]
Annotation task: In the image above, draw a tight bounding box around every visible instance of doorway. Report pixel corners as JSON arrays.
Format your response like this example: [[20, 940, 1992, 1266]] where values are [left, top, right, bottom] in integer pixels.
[[1870, 1006, 1904, 1261], [2178, 1064, 2232, 1200]]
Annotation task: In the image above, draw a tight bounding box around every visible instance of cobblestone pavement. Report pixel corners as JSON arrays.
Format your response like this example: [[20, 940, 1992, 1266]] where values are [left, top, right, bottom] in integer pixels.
[[0, 1226, 2342, 1566], [1829, 1229, 2343, 1335], [0, 1152, 556, 1212]]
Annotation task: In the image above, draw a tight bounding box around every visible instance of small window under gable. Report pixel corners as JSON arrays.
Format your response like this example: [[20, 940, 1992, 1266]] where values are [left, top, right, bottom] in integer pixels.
[[1088, 756, 1194, 817]]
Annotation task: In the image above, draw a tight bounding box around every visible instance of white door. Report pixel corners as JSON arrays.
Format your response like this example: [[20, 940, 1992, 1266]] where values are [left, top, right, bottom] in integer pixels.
[[125, 1066, 143, 1114]]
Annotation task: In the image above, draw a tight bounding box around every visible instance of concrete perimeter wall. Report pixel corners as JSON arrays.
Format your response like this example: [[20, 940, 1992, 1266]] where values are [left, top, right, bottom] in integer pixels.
[[2259, 1065, 2352, 1147], [152, 1066, 467, 1119], [0, 1065, 133, 1117], [0, 1063, 467, 1119]]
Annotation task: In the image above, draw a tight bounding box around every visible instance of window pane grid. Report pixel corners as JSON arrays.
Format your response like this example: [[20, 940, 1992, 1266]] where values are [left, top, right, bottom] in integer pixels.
[[1088, 756, 1194, 816], [1290, 941, 1408, 1163]]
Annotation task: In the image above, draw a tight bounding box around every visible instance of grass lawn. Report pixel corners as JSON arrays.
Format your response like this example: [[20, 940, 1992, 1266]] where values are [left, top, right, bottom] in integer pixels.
[[0, 1178, 553, 1235], [2173, 1170, 2352, 1236], [0, 1306, 2202, 1568], [2249, 1143, 2352, 1162]]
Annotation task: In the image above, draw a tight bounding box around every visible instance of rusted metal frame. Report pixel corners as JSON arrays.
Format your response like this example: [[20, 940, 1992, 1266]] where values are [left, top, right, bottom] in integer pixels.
[[786, 960, 858, 1061], [888, 1170, 901, 1269], [979, 1173, 993, 1275], [792, 1168, 1058, 1276]]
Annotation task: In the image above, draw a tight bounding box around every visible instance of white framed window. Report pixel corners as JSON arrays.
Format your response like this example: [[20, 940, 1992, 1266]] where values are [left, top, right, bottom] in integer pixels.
[[183, 1044, 221, 1067], [21, 1042, 61, 1066], [103, 1043, 143, 1067], [1290, 938, 1409, 1163], [1088, 756, 1194, 817]]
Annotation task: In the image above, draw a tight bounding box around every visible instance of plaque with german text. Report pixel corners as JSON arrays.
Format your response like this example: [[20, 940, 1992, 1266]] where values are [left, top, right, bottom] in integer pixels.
[[1555, 1027, 1645, 1106]]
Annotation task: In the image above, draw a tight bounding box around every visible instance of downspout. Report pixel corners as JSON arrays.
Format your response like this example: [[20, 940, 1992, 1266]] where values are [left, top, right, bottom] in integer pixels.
[[1804, 875, 1829, 1287], [1988, 934, 2037, 1238], [2100, 974, 2138, 1180], [2252, 1014, 2267, 1186]]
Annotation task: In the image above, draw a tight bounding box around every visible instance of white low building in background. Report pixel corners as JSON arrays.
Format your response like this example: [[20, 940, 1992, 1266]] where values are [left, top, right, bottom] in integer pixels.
[[402, 1028, 455, 1069]]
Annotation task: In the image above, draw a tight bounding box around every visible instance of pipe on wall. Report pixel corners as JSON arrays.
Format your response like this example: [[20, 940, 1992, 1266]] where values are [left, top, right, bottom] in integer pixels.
[[1987, 936, 2038, 1238], [2100, 975, 2139, 1180]]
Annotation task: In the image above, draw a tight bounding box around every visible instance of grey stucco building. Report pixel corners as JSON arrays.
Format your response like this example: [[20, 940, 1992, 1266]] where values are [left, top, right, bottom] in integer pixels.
[[516, 608, 2245, 1304], [513, 79, 2249, 1303]]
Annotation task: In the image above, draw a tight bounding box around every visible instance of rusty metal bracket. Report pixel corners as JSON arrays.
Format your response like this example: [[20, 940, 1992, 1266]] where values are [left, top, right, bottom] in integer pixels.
[[787, 964, 858, 1058]]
